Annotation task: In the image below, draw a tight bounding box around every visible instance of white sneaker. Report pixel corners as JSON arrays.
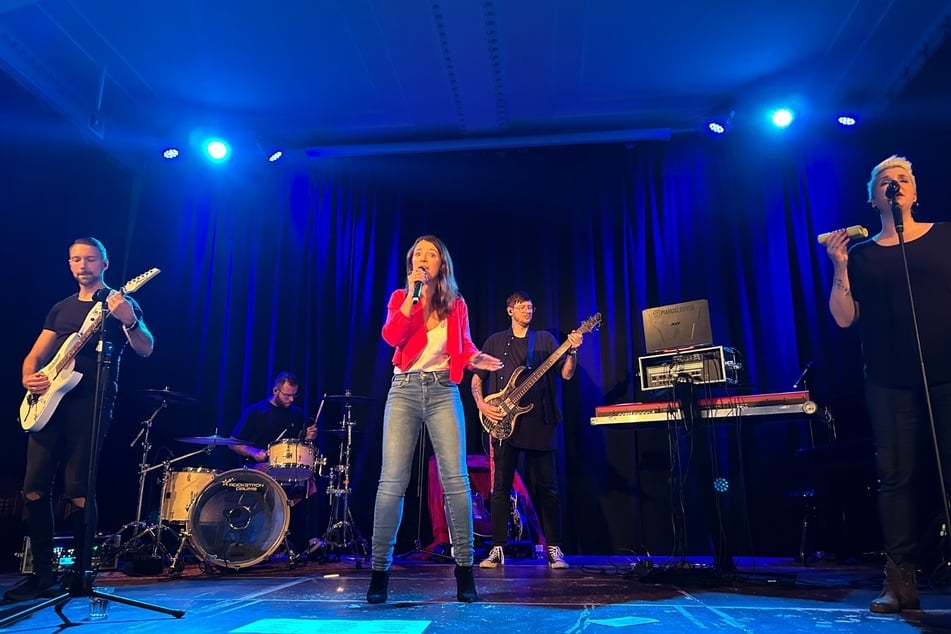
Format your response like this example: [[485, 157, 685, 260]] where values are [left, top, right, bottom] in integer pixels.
[[479, 546, 505, 568], [547, 545, 568, 569]]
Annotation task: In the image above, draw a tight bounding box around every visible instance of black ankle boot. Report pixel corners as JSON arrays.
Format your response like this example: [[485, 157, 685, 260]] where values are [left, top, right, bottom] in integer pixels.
[[366, 570, 389, 604], [4, 498, 58, 602], [455, 565, 478, 603]]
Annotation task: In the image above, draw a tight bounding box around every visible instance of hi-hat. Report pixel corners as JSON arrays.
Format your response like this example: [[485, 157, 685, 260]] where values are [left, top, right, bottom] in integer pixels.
[[321, 427, 361, 436], [324, 394, 373, 402], [139, 388, 198, 405], [175, 434, 241, 446]]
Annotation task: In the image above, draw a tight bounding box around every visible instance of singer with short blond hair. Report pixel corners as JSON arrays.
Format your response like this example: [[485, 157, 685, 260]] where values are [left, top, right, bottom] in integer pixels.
[[824, 155, 951, 614]]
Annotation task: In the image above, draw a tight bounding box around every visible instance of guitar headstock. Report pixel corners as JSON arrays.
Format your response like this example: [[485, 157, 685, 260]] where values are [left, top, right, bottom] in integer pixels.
[[578, 312, 602, 334], [121, 268, 161, 294]]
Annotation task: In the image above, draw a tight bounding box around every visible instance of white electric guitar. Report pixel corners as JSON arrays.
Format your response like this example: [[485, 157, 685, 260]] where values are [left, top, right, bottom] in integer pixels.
[[19, 268, 161, 432]]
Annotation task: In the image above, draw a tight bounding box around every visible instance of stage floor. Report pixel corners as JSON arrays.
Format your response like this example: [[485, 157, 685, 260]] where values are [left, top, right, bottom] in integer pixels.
[[2, 553, 950, 633]]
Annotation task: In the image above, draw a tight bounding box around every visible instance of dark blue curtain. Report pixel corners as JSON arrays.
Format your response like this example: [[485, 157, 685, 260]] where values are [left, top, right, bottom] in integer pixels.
[[4, 121, 950, 560]]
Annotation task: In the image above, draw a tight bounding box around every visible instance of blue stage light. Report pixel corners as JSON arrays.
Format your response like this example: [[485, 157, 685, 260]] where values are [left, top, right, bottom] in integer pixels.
[[162, 148, 179, 159], [267, 150, 283, 162], [770, 109, 794, 128], [708, 122, 726, 134], [837, 115, 856, 126], [204, 138, 231, 162], [713, 477, 730, 493]]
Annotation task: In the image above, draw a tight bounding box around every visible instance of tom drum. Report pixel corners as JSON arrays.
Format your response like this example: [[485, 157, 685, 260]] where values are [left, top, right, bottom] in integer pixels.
[[161, 467, 217, 524], [266, 439, 317, 483]]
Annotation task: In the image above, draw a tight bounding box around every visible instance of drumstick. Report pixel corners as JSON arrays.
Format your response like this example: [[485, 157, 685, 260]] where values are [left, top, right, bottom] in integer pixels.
[[312, 395, 327, 427]]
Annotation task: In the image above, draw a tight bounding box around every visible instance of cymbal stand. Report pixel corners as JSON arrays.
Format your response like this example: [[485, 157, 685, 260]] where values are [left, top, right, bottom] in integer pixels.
[[119, 446, 212, 562], [319, 399, 368, 565], [120, 398, 167, 541]]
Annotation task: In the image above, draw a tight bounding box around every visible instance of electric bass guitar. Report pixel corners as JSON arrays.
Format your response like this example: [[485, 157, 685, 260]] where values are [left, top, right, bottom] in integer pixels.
[[19, 268, 161, 432], [479, 312, 601, 440]]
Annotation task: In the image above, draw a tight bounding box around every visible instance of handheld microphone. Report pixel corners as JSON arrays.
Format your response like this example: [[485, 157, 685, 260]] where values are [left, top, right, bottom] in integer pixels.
[[411, 268, 424, 305], [816, 225, 869, 245]]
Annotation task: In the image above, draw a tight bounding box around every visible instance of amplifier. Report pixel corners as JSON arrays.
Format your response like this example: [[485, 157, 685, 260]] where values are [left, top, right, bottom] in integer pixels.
[[19, 534, 120, 574], [638, 345, 740, 391]]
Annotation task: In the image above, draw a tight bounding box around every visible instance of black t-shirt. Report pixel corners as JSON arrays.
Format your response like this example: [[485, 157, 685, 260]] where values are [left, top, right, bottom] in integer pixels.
[[849, 222, 951, 387], [230, 399, 307, 450], [43, 293, 142, 398], [475, 328, 565, 450]]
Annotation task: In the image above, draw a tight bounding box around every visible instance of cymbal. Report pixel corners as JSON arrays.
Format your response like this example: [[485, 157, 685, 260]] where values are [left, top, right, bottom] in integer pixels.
[[139, 388, 198, 404], [175, 434, 242, 446], [320, 428, 361, 436], [324, 394, 373, 402]]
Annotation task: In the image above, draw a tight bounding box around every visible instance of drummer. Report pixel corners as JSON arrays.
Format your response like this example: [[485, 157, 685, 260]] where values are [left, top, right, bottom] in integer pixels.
[[229, 371, 318, 552]]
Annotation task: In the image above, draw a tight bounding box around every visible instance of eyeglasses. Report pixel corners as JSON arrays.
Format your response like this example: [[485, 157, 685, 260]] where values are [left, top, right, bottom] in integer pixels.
[[512, 305, 534, 312], [277, 391, 298, 399]]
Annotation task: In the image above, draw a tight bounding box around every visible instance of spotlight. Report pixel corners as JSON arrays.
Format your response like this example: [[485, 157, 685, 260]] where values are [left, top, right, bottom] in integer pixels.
[[267, 150, 283, 162], [770, 109, 794, 128], [837, 115, 857, 127], [203, 138, 231, 162], [162, 148, 180, 159], [705, 110, 734, 136], [713, 477, 730, 493]]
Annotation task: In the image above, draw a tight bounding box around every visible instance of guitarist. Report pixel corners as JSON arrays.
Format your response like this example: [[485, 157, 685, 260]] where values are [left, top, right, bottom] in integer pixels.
[[6, 237, 153, 603], [471, 291, 583, 570]]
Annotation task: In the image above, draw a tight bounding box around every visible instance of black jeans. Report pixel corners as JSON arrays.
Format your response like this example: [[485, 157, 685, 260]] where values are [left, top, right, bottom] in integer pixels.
[[489, 441, 561, 547], [865, 380, 951, 562], [23, 389, 112, 499]]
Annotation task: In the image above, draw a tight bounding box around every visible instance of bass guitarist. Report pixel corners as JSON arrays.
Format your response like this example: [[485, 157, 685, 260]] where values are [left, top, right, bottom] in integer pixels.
[[6, 237, 153, 602], [471, 291, 582, 570]]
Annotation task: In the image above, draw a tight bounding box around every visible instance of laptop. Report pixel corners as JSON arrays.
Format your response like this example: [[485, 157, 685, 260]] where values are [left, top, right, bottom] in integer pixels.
[[642, 299, 713, 353]]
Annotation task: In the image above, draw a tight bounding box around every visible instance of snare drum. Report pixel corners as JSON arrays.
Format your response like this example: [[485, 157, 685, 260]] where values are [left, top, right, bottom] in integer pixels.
[[266, 439, 317, 483], [161, 467, 217, 523]]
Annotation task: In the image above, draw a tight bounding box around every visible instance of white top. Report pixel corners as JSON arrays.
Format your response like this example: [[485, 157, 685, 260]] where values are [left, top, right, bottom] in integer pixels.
[[397, 319, 450, 373]]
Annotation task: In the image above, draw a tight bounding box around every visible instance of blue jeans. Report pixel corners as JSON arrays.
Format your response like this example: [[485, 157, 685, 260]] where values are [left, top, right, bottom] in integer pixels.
[[371, 370, 473, 570]]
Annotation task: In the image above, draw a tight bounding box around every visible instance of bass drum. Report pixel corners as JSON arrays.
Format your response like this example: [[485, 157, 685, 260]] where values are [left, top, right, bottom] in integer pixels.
[[187, 469, 289, 569]]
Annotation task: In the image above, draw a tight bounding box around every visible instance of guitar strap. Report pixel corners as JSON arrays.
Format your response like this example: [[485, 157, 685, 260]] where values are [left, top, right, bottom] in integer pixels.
[[525, 330, 535, 370]]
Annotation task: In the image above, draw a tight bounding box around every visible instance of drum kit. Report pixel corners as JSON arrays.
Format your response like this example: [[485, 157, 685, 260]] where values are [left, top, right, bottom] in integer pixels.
[[116, 387, 371, 573]]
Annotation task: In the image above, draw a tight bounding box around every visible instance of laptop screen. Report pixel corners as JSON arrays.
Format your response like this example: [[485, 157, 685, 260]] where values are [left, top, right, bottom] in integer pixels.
[[642, 299, 713, 353]]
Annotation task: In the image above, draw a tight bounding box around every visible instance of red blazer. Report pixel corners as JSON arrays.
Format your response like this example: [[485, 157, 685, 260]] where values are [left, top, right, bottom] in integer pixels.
[[382, 289, 481, 384]]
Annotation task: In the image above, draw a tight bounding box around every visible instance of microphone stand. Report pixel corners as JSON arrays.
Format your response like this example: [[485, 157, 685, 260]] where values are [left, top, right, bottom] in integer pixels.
[[0, 294, 184, 628], [888, 194, 951, 581]]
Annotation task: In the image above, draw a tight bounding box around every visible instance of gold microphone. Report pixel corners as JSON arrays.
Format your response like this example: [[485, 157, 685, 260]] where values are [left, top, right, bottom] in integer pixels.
[[816, 225, 868, 245]]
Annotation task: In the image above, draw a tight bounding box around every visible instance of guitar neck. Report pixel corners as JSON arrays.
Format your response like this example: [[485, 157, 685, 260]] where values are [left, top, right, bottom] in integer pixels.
[[56, 312, 104, 374], [508, 339, 572, 403]]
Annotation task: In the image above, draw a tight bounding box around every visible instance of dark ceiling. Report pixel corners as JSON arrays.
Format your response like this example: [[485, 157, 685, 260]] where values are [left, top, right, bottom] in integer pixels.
[[2, 0, 950, 161]]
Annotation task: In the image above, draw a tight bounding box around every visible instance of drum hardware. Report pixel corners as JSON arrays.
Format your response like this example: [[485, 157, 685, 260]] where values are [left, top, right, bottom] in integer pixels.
[[314, 390, 369, 565], [118, 448, 212, 564], [118, 389, 208, 564]]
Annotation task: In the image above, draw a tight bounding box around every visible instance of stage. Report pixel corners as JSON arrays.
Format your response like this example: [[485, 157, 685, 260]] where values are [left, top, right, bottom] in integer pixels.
[[2, 553, 950, 633]]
